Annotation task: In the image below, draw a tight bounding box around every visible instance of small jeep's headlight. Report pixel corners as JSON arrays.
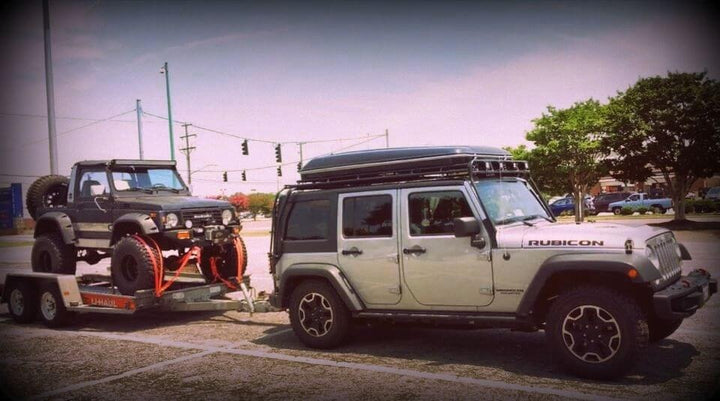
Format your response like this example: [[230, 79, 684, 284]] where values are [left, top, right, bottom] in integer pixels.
[[165, 213, 179, 228], [222, 209, 233, 225], [645, 246, 659, 268]]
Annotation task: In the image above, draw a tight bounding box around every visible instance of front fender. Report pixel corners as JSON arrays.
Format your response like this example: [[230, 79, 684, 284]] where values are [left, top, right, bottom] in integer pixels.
[[516, 252, 660, 317], [112, 213, 160, 242], [278, 264, 364, 312], [34, 212, 75, 244]]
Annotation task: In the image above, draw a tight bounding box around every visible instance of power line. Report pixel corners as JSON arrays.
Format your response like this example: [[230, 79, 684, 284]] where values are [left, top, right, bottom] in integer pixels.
[[0, 111, 137, 123]]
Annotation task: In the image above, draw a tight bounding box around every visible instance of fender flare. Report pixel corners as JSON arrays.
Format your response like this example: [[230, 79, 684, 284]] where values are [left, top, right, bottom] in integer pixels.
[[34, 212, 76, 244], [111, 213, 160, 244], [516, 252, 660, 317], [279, 264, 364, 312]]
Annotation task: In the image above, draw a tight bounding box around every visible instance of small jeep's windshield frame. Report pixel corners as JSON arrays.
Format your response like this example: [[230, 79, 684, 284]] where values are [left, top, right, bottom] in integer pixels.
[[110, 166, 188, 194]]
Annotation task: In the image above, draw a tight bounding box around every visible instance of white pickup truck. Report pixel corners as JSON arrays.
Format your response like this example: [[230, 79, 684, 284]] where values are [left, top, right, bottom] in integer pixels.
[[608, 192, 673, 215]]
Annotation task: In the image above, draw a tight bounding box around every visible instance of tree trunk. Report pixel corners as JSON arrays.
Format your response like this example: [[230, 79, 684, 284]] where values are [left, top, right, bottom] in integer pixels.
[[574, 187, 584, 223], [672, 176, 689, 221]]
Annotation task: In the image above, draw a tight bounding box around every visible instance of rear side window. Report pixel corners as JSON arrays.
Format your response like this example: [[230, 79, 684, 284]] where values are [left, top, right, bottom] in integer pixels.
[[285, 200, 330, 240], [343, 195, 392, 237]]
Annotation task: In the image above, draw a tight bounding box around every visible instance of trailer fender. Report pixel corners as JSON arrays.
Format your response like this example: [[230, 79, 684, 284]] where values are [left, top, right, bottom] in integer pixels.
[[111, 213, 160, 244], [34, 212, 76, 244], [279, 264, 364, 312]]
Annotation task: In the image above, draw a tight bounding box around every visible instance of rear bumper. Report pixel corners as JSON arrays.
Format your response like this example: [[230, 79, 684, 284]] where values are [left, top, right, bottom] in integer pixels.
[[653, 269, 716, 320]]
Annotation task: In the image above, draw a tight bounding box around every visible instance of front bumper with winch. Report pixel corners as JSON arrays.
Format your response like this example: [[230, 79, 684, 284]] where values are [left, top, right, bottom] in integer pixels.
[[653, 269, 716, 320]]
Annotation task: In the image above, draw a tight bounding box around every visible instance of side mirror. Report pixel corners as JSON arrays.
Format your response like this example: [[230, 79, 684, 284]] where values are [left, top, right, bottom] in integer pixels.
[[453, 217, 481, 237], [90, 184, 106, 197]]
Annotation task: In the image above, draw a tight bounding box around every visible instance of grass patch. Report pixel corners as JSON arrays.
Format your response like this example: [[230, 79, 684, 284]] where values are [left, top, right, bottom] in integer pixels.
[[238, 230, 271, 237], [648, 220, 720, 231], [0, 241, 35, 248]]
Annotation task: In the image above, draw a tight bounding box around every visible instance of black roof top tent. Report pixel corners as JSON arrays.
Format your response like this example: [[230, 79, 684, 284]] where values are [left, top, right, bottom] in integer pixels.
[[297, 146, 526, 189]]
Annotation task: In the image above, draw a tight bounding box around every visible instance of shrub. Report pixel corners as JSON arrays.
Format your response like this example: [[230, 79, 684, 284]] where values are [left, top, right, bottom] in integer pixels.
[[620, 207, 634, 215], [560, 210, 572, 217], [636, 207, 648, 215], [684, 200, 696, 214]]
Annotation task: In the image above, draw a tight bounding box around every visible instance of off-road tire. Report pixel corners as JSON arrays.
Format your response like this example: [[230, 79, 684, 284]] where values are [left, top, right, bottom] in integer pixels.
[[200, 237, 248, 282], [26, 175, 69, 220], [6, 280, 38, 324], [289, 280, 351, 349], [31, 233, 77, 274], [111, 236, 158, 295], [38, 283, 75, 328], [648, 316, 683, 343], [546, 286, 649, 380]]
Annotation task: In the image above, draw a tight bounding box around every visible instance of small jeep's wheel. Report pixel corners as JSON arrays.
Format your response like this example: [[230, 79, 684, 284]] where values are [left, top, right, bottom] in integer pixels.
[[111, 236, 158, 295], [648, 316, 683, 343], [6, 281, 38, 323], [31, 233, 76, 274], [612, 207, 622, 215], [38, 283, 75, 328], [200, 237, 248, 282], [546, 286, 648, 379], [289, 280, 350, 349], [26, 175, 69, 220]]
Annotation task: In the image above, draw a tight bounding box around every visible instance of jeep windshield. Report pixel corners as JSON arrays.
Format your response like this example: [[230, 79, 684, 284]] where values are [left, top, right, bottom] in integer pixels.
[[475, 179, 551, 225], [111, 167, 186, 193]]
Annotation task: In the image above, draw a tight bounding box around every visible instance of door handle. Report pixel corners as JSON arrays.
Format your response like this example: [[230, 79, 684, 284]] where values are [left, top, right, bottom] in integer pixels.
[[403, 246, 426, 255], [341, 247, 363, 256]]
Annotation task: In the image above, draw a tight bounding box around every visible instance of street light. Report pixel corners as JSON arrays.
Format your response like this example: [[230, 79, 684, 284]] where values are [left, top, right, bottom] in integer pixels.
[[160, 62, 174, 161]]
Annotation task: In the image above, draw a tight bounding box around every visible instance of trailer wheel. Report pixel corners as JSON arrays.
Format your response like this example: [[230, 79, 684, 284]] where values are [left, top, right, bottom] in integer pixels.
[[26, 175, 69, 220], [6, 280, 38, 324], [111, 236, 157, 295], [31, 232, 77, 274], [200, 238, 247, 282], [38, 283, 75, 328]]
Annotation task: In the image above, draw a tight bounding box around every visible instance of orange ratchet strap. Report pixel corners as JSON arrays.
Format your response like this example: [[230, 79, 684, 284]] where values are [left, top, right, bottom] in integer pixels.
[[207, 237, 246, 290], [132, 235, 202, 297]]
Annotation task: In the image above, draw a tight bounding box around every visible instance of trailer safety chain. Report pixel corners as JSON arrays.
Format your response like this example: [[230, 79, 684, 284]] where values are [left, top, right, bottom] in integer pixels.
[[132, 235, 202, 297], [207, 237, 246, 290]]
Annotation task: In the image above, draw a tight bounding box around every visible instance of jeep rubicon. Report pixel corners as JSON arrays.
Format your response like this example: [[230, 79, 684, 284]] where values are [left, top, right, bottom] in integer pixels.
[[27, 159, 246, 295], [268, 146, 716, 379]]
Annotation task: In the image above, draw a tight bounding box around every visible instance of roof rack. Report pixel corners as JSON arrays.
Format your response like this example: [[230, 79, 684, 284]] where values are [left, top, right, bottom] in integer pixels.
[[295, 147, 530, 190]]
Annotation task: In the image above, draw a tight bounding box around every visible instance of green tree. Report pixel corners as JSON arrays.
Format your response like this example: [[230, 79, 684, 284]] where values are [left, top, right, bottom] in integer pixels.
[[526, 99, 607, 222], [604, 72, 720, 220], [248, 193, 276, 218]]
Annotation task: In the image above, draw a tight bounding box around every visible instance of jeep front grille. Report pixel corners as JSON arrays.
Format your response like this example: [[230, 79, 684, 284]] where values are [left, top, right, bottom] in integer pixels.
[[181, 209, 223, 227], [647, 233, 682, 282]]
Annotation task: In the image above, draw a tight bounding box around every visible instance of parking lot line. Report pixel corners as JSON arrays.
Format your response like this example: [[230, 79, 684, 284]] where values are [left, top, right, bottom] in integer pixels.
[[61, 329, 627, 401]]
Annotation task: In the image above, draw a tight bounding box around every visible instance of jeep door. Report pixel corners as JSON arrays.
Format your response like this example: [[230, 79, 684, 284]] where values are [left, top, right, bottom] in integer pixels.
[[73, 167, 113, 249], [400, 186, 494, 307], [337, 190, 401, 305]]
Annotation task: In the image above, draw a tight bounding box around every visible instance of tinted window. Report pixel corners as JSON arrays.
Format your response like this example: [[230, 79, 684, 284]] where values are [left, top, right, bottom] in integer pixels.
[[78, 169, 109, 199], [285, 200, 330, 240], [343, 195, 392, 237], [408, 191, 473, 236]]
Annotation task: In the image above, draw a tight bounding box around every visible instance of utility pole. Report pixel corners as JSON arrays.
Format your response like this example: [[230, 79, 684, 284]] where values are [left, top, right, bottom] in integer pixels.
[[298, 142, 304, 171], [136, 99, 144, 159], [42, 0, 58, 174], [161, 62, 175, 160], [385, 129, 389, 148], [179, 124, 196, 184]]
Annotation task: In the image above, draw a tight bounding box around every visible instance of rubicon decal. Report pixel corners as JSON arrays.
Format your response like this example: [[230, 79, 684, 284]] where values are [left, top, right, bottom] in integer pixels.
[[527, 239, 605, 247]]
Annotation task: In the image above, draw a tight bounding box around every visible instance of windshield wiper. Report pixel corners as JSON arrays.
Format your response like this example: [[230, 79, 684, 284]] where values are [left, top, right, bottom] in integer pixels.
[[125, 187, 153, 194], [522, 214, 553, 224], [155, 187, 180, 193]]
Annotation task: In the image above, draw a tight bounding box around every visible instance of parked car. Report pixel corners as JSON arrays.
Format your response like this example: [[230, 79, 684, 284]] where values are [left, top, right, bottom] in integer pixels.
[[549, 196, 596, 216], [608, 192, 673, 214], [705, 186, 720, 202], [593, 192, 631, 213]]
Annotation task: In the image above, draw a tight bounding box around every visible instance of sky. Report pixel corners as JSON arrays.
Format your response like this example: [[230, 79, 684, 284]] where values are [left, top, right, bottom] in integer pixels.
[[1, 0, 718, 196]]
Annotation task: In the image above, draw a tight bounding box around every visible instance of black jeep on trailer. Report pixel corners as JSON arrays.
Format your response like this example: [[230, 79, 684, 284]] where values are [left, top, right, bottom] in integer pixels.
[[26, 159, 246, 295]]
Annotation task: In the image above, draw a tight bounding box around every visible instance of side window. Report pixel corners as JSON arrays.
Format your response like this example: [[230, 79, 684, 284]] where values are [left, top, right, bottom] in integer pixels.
[[629, 195, 639, 201], [285, 200, 330, 241], [343, 195, 392, 238], [408, 191, 473, 236], [77, 169, 109, 199]]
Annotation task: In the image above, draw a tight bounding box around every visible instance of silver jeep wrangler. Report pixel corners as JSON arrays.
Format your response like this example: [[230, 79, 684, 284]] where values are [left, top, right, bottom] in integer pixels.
[[268, 146, 716, 379]]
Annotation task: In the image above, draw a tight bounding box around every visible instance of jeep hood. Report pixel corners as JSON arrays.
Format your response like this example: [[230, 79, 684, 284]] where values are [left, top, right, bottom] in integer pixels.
[[114, 196, 231, 211], [496, 221, 670, 249]]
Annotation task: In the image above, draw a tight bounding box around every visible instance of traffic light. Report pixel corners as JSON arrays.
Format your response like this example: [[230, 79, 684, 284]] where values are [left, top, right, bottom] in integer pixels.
[[223, 171, 228, 182], [297, 161, 302, 172], [274, 144, 282, 163], [242, 170, 247, 181], [277, 166, 282, 177], [242, 140, 249, 155]]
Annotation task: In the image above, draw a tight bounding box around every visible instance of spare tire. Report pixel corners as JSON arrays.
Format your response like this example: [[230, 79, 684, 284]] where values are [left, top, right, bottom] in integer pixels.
[[26, 175, 69, 220]]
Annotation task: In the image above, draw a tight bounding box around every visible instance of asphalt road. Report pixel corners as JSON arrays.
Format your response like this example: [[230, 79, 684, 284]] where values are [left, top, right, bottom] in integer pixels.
[[0, 223, 718, 400]]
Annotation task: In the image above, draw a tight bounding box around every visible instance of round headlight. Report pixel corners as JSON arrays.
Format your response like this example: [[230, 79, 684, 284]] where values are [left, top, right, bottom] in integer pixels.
[[165, 213, 179, 228], [222, 209, 233, 225], [645, 246, 659, 268], [184, 219, 193, 229]]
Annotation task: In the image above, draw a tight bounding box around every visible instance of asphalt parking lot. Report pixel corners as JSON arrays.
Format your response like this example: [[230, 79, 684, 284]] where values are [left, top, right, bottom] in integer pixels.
[[0, 223, 718, 400]]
